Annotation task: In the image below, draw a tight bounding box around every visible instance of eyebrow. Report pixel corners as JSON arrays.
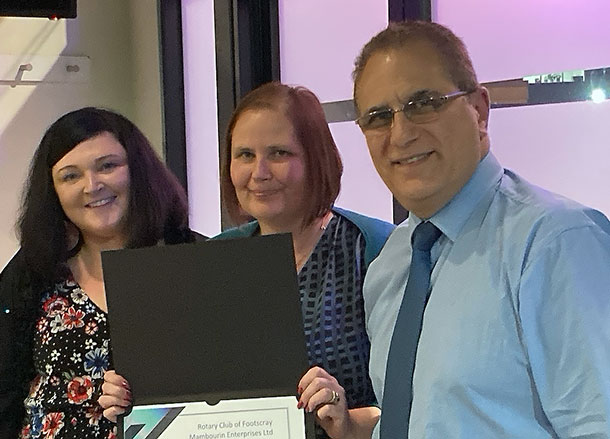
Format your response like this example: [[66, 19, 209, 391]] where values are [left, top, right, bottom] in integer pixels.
[[407, 89, 434, 101], [363, 89, 435, 114], [55, 154, 124, 173], [233, 144, 291, 152], [267, 144, 292, 151]]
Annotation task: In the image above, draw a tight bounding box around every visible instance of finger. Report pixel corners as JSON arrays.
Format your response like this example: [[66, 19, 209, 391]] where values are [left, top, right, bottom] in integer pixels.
[[98, 394, 131, 410], [305, 387, 337, 413], [298, 366, 326, 393], [103, 405, 127, 423], [315, 405, 346, 438], [316, 402, 341, 423], [101, 380, 131, 401], [104, 370, 130, 388], [299, 376, 333, 409]]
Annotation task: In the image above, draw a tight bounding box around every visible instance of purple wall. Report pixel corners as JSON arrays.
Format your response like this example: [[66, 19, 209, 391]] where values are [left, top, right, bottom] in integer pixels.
[[182, 0, 222, 236], [434, 0, 610, 215], [279, 0, 393, 221]]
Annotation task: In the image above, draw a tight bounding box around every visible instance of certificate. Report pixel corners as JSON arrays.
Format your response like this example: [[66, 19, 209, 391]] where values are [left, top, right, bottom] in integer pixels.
[[121, 396, 305, 439], [102, 234, 314, 439]]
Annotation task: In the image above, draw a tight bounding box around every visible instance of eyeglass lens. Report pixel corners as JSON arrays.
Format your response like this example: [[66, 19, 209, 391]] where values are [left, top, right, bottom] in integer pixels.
[[359, 91, 468, 130]]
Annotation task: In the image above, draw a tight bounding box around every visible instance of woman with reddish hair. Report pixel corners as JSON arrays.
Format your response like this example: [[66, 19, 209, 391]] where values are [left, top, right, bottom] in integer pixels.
[[217, 82, 393, 438]]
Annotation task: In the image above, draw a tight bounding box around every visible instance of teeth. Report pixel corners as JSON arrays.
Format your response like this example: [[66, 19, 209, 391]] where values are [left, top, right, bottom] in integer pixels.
[[403, 152, 431, 164], [88, 197, 113, 208]]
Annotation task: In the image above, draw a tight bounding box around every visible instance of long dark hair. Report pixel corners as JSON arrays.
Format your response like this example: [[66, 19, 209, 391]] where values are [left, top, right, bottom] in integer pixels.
[[18, 107, 189, 288]]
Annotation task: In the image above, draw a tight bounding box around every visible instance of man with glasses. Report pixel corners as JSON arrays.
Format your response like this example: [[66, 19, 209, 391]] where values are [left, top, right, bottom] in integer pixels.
[[313, 21, 610, 439]]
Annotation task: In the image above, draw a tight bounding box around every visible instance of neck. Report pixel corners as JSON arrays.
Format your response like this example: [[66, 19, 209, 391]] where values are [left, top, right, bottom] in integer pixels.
[[409, 202, 442, 221], [259, 211, 333, 271], [82, 233, 127, 253], [258, 220, 299, 237], [73, 235, 127, 279], [409, 150, 489, 219]]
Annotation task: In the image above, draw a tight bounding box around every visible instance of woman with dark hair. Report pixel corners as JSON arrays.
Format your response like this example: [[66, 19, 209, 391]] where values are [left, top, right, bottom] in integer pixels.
[[0, 107, 200, 439]]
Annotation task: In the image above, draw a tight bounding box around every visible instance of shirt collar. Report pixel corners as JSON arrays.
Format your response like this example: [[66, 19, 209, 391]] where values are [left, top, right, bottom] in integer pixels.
[[406, 152, 503, 242]]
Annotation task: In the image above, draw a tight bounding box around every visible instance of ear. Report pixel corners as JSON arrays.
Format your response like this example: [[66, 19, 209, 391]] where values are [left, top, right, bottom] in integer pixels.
[[469, 86, 490, 140]]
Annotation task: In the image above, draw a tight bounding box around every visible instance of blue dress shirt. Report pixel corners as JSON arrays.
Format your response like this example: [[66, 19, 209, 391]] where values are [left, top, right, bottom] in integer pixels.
[[365, 152, 610, 438]]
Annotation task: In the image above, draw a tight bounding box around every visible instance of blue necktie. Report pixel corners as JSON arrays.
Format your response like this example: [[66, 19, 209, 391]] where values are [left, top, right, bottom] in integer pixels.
[[380, 221, 442, 438]]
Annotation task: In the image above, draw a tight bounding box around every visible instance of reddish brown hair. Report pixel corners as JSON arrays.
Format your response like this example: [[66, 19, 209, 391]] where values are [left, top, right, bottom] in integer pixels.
[[221, 82, 343, 228]]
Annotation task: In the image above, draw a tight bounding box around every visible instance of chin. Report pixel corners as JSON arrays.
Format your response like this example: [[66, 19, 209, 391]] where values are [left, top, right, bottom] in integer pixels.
[[82, 221, 127, 239], [395, 191, 439, 213], [252, 211, 281, 223], [247, 204, 282, 219]]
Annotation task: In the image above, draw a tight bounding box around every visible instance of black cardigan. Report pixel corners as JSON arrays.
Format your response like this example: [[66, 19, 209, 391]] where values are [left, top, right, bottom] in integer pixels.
[[0, 249, 35, 439], [0, 230, 206, 439]]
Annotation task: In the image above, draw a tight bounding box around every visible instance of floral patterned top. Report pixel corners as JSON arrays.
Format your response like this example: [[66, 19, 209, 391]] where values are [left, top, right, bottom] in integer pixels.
[[20, 277, 117, 439]]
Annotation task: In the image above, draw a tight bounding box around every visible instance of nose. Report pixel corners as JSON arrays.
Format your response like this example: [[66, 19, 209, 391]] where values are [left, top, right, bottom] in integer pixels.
[[389, 111, 419, 148], [252, 157, 271, 181], [83, 171, 103, 193]]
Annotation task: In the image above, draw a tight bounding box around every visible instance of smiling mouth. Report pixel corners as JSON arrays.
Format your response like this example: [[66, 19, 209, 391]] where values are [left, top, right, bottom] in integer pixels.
[[86, 196, 116, 208], [391, 151, 434, 165], [249, 189, 280, 197]]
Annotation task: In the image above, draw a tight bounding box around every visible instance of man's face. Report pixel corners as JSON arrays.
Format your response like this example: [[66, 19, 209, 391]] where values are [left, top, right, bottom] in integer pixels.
[[356, 40, 490, 218]]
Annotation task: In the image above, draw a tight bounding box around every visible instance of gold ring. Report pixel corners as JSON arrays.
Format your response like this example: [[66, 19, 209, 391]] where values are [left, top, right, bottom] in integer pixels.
[[328, 390, 340, 405]]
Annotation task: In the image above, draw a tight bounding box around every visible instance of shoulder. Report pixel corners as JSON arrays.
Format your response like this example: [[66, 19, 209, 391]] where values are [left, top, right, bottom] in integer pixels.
[[211, 221, 259, 240], [333, 207, 395, 265], [497, 170, 610, 242], [481, 170, 610, 276], [1, 248, 26, 277], [0, 249, 29, 309], [334, 207, 395, 237]]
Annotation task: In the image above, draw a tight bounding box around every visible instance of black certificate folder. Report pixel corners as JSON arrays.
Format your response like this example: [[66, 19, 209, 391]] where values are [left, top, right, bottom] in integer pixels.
[[102, 234, 313, 438]]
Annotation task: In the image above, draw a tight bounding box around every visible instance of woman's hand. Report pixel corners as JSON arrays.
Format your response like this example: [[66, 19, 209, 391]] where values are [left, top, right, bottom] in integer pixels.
[[298, 366, 351, 438], [98, 370, 132, 422]]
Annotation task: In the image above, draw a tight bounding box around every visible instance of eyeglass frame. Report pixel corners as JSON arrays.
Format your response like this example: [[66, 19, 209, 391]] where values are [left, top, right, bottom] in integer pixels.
[[355, 89, 475, 131]]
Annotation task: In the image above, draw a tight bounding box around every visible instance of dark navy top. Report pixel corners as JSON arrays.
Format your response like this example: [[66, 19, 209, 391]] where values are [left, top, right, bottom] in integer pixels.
[[298, 214, 375, 438]]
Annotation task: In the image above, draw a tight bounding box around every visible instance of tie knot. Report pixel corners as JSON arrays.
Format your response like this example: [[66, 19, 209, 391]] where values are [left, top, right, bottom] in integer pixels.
[[411, 221, 442, 252]]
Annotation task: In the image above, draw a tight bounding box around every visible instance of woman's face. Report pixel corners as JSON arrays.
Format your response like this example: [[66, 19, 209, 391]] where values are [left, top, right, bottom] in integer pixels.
[[230, 108, 308, 229], [52, 132, 130, 245]]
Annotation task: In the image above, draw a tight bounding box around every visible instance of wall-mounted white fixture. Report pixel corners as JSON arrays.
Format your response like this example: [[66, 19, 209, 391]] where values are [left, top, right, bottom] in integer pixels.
[[0, 54, 90, 87]]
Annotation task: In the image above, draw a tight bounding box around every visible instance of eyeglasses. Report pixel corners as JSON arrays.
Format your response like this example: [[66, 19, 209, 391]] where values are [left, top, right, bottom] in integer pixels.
[[356, 89, 474, 131]]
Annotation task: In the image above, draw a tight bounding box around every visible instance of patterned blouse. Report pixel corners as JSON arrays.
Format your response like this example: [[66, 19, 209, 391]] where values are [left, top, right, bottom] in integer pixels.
[[20, 277, 117, 439], [299, 214, 375, 438]]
